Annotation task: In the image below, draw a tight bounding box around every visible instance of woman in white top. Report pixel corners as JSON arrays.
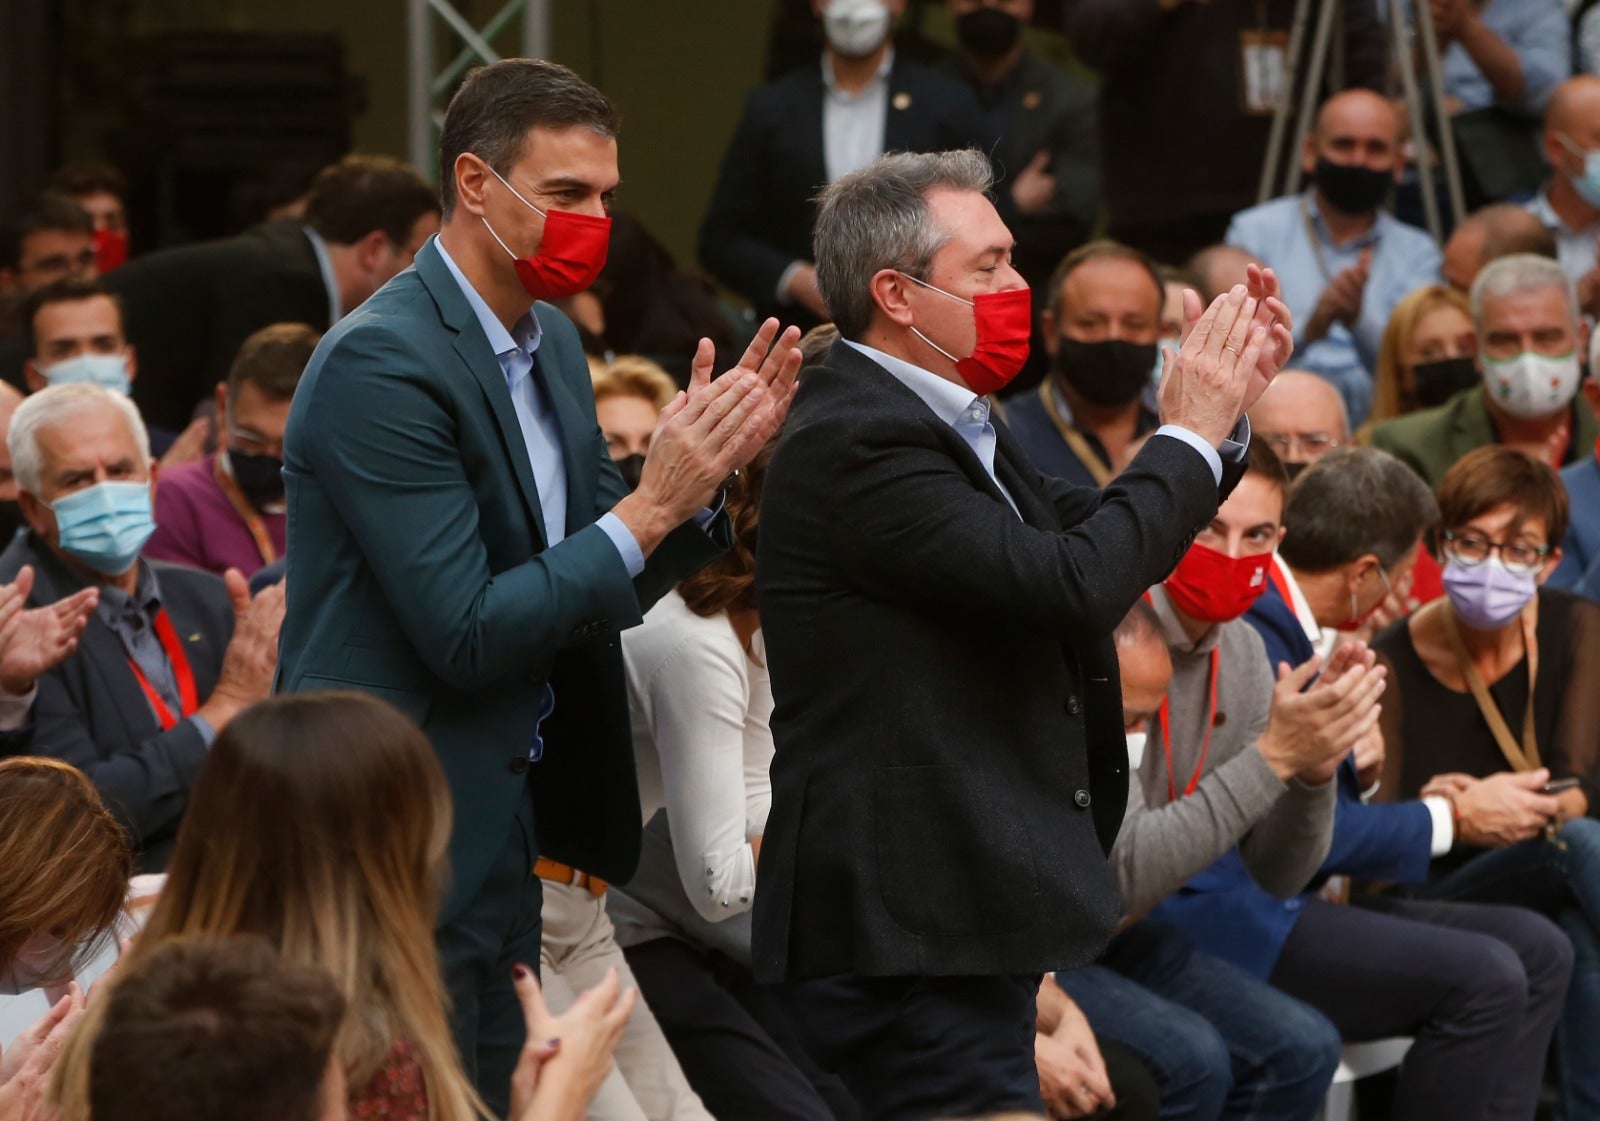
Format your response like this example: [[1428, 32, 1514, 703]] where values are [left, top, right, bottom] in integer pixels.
[[612, 443, 855, 1121]]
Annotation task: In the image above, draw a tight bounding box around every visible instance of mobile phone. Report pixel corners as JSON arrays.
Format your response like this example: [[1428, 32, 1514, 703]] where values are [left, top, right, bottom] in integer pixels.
[[1542, 778, 1581, 795]]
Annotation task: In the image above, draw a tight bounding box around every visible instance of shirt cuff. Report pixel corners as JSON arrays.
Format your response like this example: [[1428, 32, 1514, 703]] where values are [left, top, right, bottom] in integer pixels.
[[1422, 795, 1455, 856], [190, 714, 218, 749], [597, 512, 646, 579], [1154, 416, 1250, 487], [775, 260, 807, 305], [0, 684, 36, 732]]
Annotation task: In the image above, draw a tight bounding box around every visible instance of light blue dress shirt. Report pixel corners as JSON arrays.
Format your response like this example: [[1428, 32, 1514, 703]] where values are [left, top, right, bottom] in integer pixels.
[[302, 228, 344, 326], [845, 339, 1240, 489], [1226, 192, 1441, 428], [1437, 0, 1570, 116]]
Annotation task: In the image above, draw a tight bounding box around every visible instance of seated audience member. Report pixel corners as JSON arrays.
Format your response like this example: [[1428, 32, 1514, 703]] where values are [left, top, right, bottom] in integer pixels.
[[1226, 90, 1441, 427], [146, 324, 318, 578], [1368, 285, 1479, 424], [103, 154, 440, 433], [1246, 370, 1348, 480], [1552, 342, 1600, 590], [1057, 590, 1351, 1121], [1436, 0, 1569, 117], [589, 355, 678, 492], [84, 937, 348, 1121], [940, 0, 1099, 294], [53, 691, 637, 1121], [1062, 0, 1384, 266], [1374, 445, 1600, 1121], [0, 193, 94, 311], [0, 384, 284, 870], [1441, 203, 1557, 294], [1156, 266, 1196, 357], [697, 0, 990, 328], [1528, 76, 1600, 316], [45, 163, 130, 274], [1370, 254, 1598, 486], [20, 278, 137, 397], [0, 382, 25, 541], [1158, 446, 1573, 1121], [1187, 245, 1257, 305], [1033, 973, 1160, 1121], [1005, 242, 1162, 487]]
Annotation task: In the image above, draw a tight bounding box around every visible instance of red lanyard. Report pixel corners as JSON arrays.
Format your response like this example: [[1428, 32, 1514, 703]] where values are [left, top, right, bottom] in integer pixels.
[[126, 611, 199, 731], [1158, 647, 1220, 802], [213, 455, 277, 565]]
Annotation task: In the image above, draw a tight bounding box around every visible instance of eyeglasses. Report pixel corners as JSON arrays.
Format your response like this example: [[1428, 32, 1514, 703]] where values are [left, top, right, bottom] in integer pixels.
[[1440, 529, 1550, 576], [1262, 432, 1340, 459]]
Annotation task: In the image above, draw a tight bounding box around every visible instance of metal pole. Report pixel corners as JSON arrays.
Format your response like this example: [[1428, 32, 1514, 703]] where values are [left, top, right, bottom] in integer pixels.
[[1390, 0, 1442, 243], [1285, 0, 1340, 196], [407, 0, 435, 176], [523, 0, 551, 59], [427, 0, 501, 65], [434, 0, 526, 94], [1258, 0, 1319, 203], [1414, 0, 1467, 227]]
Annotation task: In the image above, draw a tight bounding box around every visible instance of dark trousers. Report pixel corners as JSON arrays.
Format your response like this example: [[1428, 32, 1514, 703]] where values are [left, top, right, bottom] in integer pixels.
[[772, 972, 1045, 1121], [436, 788, 542, 1118], [1269, 896, 1571, 1121], [625, 937, 856, 1121]]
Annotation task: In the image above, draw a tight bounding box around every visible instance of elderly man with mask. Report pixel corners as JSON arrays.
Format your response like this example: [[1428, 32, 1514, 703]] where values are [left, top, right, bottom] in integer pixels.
[[1370, 253, 1599, 488], [1225, 90, 1440, 427], [1246, 369, 1349, 481], [1004, 241, 1165, 487], [0, 383, 283, 871], [755, 146, 1296, 1121], [1526, 76, 1600, 306]]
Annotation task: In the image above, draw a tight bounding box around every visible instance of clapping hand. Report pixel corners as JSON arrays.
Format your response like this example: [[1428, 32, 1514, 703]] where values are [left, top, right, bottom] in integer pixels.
[[0, 566, 97, 697], [508, 964, 636, 1121]]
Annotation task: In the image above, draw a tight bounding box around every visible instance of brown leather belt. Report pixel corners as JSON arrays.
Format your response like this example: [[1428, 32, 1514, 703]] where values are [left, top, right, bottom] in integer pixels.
[[534, 856, 606, 897]]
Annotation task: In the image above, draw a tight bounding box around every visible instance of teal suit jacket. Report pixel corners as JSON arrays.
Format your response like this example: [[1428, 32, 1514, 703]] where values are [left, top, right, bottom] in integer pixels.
[[277, 237, 726, 921]]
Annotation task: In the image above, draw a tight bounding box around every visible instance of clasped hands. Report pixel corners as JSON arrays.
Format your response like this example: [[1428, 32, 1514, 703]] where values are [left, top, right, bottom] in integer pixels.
[[1157, 265, 1296, 449]]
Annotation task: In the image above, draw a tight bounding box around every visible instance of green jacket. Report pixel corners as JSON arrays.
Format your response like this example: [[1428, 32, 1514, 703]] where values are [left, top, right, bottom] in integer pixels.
[[1366, 387, 1599, 488]]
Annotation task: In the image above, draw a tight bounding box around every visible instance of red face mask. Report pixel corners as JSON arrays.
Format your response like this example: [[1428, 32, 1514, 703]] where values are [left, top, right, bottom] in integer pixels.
[[1333, 564, 1394, 632], [93, 228, 128, 273], [482, 165, 611, 300], [1164, 541, 1271, 623], [901, 274, 1032, 396]]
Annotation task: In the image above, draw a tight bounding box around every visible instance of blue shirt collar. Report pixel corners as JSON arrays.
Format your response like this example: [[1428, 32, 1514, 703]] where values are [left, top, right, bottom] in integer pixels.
[[843, 339, 988, 427], [302, 227, 344, 324], [1304, 190, 1385, 252], [432, 235, 542, 360]]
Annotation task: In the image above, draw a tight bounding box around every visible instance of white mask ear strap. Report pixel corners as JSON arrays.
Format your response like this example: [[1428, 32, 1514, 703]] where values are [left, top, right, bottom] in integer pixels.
[[899, 271, 974, 307], [910, 326, 961, 365], [480, 217, 517, 260], [483, 161, 547, 218]]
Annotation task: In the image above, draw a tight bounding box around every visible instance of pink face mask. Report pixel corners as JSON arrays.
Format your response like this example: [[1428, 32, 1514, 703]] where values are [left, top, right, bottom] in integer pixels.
[[480, 164, 611, 300]]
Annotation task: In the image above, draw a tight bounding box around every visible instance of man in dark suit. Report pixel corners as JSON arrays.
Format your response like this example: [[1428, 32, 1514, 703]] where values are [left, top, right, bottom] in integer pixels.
[[0, 383, 283, 871], [753, 148, 1294, 1120], [94, 155, 440, 433], [698, 0, 994, 328], [276, 59, 798, 1114]]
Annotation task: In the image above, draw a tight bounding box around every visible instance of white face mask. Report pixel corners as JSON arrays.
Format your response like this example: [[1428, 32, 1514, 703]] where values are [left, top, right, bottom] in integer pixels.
[[40, 353, 131, 396], [1481, 350, 1580, 420], [823, 0, 891, 58], [1125, 731, 1148, 770]]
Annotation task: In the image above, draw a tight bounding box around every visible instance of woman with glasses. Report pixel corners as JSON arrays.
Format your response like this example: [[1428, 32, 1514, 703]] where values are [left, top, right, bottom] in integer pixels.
[[1373, 445, 1600, 1120]]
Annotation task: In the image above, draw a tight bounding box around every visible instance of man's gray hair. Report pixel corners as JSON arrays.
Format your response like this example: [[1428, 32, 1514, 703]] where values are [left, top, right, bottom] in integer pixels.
[[1470, 252, 1577, 331], [9, 384, 150, 495], [1278, 447, 1438, 574], [812, 149, 994, 339]]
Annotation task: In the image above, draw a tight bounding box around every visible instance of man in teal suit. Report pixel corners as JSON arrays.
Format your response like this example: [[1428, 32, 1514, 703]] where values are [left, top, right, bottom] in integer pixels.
[[277, 58, 798, 1110]]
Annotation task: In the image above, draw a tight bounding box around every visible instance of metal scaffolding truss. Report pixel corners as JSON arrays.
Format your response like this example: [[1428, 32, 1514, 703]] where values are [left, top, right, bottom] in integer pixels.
[[406, 0, 552, 176]]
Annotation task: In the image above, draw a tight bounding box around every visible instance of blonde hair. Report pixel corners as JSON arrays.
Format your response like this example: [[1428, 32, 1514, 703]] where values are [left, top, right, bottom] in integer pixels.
[[53, 693, 481, 1121], [592, 354, 678, 411], [0, 758, 131, 983], [1370, 285, 1473, 423]]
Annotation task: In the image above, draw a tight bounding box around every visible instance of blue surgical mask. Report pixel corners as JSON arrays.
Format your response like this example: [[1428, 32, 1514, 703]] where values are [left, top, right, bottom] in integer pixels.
[[50, 481, 155, 575], [39, 353, 131, 396], [1559, 135, 1600, 209]]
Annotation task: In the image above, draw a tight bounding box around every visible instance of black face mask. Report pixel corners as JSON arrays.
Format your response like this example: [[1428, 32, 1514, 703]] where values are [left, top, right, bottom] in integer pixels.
[[0, 500, 24, 544], [1314, 157, 1393, 216], [1410, 356, 1480, 410], [955, 7, 1022, 57], [1054, 337, 1157, 408], [229, 449, 285, 510], [615, 453, 646, 491]]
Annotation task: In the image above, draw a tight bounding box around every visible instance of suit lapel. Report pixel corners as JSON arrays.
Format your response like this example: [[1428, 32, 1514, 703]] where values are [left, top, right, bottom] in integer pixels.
[[884, 61, 916, 152], [416, 240, 549, 550], [533, 347, 597, 538], [797, 68, 828, 194], [993, 426, 1059, 531]]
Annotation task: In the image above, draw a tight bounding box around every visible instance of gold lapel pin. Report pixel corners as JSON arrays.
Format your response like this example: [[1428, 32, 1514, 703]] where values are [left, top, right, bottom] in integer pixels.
[[892, 91, 912, 110], [189, 633, 202, 642], [1022, 90, 1043, 110]]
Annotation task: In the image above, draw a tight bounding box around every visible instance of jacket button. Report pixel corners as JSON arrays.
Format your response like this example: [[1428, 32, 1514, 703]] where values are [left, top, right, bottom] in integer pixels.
[[1074, 789, 1092, 808], [1066, 695, 1082, 715], [508, 757, 529, 775]]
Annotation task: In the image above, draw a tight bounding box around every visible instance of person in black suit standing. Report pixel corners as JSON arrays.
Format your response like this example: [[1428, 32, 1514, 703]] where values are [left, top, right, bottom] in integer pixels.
[[753, 148, 1296, 1121], [698, 0, 996, 329]]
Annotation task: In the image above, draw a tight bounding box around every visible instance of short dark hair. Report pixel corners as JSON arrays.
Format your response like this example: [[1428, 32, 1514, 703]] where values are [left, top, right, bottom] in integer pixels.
[[226, 323, 322, 403], [1468, 203, 1558, 266], [45, 162, 128, 201], [0, 192, 92, 270], [1244, 436, 1291, 498], [1279, 447, 1439, 574], [437, 59, 619, 218], [302, 154, 439, 247], [1047, 240, 1164, 323], [89, 937, 345, 1121], [22, 275, 122, 357], [1436, 445, 1569, 548]]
